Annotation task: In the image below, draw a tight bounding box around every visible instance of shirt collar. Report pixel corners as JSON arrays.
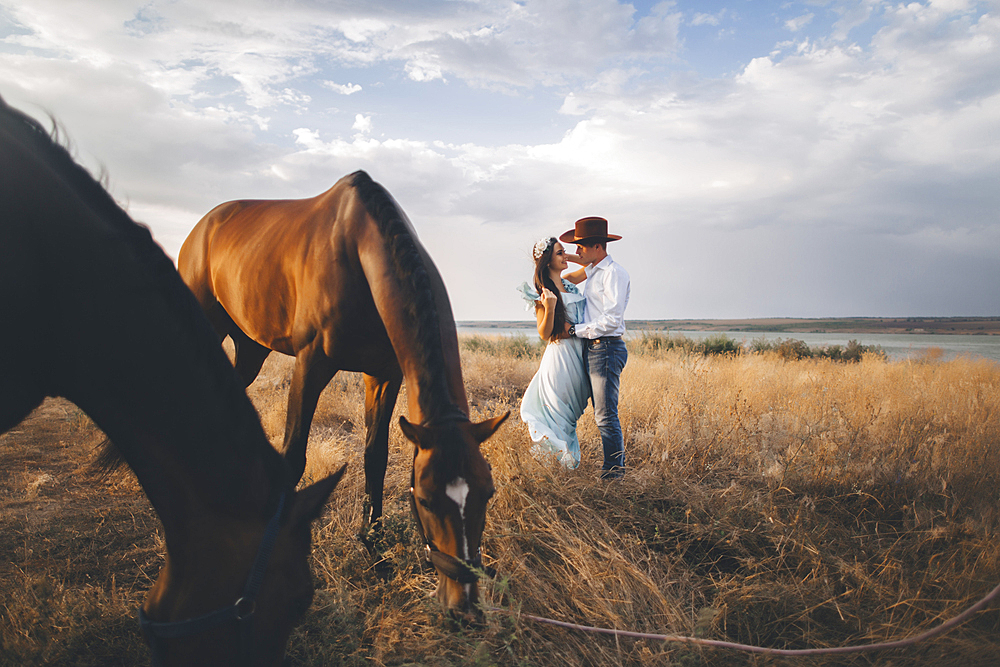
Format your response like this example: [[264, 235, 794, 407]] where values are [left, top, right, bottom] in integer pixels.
[[591, 255, 613, 271]]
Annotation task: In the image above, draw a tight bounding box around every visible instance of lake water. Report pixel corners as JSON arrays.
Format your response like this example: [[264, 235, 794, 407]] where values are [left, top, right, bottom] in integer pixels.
[[456, 326, 1000, 363]]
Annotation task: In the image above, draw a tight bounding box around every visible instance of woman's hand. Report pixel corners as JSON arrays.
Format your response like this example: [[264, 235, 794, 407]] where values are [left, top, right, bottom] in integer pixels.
[[536, 288, 558, 340], [565, 253, 584, 265]]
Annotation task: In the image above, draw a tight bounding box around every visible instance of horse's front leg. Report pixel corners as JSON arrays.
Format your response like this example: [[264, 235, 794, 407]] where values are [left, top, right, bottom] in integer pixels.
[[361, 369, 402, 535], [282, 340, 335, 485]]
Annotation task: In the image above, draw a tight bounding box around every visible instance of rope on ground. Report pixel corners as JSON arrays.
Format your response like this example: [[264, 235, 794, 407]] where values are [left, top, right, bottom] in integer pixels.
[[488, 579, 1000, 656]]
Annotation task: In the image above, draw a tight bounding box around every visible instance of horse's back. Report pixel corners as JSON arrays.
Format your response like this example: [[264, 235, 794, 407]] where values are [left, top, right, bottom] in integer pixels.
[[178, 175, 369, 354]]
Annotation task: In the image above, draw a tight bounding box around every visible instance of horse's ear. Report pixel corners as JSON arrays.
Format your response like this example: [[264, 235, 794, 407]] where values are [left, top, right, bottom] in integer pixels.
[[399, 416, 431, 449], [290, 463, 346, 527], [469, 411, 510, 444]]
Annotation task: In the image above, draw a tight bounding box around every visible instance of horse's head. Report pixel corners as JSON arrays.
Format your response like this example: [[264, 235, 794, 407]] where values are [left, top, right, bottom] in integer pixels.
[[139, 466, 345, 666], [400, 412, 508, 619]]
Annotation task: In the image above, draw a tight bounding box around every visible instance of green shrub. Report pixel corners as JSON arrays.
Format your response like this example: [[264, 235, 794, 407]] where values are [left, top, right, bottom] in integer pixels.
[[776, 338, 812, 360], [701, 333, 741, 356], [749, 336, 885, 362], [842, 339, 886, 362], [631, 332, 699, 355], [632, 332, 740, 357]]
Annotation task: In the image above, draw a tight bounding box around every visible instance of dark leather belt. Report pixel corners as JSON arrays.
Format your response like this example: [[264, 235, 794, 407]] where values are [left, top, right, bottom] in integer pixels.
[[589, 335, 622, 346]]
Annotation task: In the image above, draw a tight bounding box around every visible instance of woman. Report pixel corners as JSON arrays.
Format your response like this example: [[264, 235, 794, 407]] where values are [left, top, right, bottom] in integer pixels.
[[517, 237, 589, 468]]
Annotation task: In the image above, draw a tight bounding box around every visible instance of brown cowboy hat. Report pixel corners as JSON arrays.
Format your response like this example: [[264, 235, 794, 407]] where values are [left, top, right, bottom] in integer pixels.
[[559, 216, 622, 244]]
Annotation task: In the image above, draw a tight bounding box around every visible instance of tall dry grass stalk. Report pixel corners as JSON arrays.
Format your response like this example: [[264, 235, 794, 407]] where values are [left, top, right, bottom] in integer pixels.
[[2, 337, 999, 665]]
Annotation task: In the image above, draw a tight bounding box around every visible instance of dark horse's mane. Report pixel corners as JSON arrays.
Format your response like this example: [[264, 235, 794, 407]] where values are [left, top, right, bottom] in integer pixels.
[[349, 171, 467, 426], [0, 97, 286, 493]]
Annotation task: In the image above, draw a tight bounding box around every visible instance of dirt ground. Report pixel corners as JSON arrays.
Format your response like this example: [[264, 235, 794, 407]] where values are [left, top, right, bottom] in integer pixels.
[[0, 398, 160, 665]]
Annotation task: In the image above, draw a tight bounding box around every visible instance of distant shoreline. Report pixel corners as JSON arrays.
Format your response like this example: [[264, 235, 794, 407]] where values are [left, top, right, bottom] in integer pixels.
[[458, 317, 1000, 336]]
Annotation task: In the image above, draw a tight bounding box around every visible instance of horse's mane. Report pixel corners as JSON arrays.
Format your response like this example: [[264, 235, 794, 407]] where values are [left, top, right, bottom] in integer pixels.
[[0, 96, 289, 499], [349, 171, 466, 426], [0, 99, 190, 341]]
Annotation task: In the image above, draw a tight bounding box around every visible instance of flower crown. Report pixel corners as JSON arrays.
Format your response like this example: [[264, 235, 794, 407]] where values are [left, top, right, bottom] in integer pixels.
[[532, 237, 555, 260]]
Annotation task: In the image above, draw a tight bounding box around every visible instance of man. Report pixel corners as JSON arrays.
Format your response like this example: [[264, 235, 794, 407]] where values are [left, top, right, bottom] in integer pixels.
[[560, 217, 630, 479]]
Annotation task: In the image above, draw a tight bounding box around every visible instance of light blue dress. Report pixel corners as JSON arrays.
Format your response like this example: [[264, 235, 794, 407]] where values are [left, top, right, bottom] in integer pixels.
[[517, 280, 589, 468]]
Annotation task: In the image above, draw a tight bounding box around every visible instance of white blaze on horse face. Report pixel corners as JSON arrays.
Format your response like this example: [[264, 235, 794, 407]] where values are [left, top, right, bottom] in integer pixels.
[[445, 477, 470, 559]]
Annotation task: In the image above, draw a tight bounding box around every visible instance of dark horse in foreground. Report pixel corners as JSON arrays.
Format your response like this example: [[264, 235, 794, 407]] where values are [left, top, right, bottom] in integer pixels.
[[0, 96, 346, 666], [179, 171, 507, 616]]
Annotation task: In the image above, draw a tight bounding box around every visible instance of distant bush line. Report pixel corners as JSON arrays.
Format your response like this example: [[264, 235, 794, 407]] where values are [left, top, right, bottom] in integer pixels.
[[632, 332, 886, 361], [460, 333, 546, 359], [460, 332, 886, 362]]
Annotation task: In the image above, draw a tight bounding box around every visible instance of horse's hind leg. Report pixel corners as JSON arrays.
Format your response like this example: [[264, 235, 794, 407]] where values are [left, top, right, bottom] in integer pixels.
[[282, 340, 335, 485], [231, 329, 271, 388], [198, 297, 270, 387], [362, 370, 402, 532]]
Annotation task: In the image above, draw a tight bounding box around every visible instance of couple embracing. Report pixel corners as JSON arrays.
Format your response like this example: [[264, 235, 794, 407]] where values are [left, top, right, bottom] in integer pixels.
[[517, 217, 630, 479]]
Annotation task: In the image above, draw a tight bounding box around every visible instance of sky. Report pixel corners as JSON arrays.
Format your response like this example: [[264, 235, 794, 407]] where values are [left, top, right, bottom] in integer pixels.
[[1, 0, 998, 321]]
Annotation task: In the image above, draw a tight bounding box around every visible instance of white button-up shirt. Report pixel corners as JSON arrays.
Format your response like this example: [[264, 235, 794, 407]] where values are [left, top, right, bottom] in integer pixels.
[[575, 255, 630, 339]]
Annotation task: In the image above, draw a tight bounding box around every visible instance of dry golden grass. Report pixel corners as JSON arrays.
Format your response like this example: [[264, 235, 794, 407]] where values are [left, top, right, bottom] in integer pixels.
[[2, 337, 1000, 666]]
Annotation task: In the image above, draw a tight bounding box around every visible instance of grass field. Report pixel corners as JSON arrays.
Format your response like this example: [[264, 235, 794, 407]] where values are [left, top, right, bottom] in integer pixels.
[[2, 335, 1000, 666]]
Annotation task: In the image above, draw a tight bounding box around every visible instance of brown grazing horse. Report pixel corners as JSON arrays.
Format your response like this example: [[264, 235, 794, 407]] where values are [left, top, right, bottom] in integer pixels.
[[0, 95, 346, 666], [178, 171, 507, 616]]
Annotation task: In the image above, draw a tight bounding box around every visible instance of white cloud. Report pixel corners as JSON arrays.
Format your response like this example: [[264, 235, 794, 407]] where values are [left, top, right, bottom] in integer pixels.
[[929, 0, 974, 11], [691, 10, 723, 27], [322, 81, 362, 95], [387, 0, 683, 90], [404, 55, 445, 82], [352, 113, 373, 134], [559, 92, 589, 115], [292, 127, 322, 149], [785, 13, 814, 32], [831, 0, 879, 41]]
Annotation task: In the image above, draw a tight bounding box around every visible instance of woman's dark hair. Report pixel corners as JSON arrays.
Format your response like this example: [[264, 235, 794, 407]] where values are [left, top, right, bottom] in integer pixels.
[[533, 238, 566, 342]]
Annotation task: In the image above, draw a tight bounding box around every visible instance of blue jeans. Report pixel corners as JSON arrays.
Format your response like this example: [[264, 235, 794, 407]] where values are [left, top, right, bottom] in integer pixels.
[[584, 337, 627, 470]]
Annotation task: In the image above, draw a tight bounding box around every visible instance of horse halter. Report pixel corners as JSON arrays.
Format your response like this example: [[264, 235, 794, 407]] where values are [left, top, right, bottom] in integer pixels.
[[408, 479, 496, 584], [138, 492, 286, 667]]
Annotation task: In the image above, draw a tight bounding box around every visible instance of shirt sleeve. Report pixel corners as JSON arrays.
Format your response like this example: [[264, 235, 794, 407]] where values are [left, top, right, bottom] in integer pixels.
[[575, 264, 630, 339]]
